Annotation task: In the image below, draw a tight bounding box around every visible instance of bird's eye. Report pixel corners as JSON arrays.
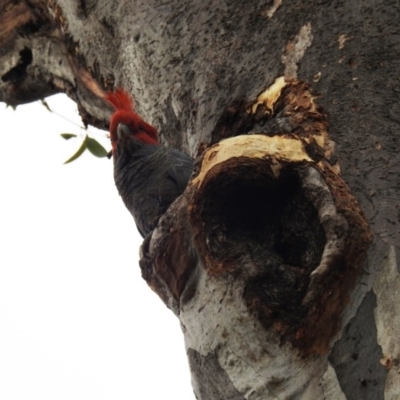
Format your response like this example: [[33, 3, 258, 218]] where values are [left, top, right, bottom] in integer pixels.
[[138, 125, 144, 131]]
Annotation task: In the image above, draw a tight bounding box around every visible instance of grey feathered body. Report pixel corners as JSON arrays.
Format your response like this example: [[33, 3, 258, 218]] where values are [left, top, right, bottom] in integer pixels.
[[113, 137, 193, 237]]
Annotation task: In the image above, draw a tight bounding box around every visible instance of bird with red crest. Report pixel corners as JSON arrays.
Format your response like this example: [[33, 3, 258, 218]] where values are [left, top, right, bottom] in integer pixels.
[[106, 89, 193, 237]]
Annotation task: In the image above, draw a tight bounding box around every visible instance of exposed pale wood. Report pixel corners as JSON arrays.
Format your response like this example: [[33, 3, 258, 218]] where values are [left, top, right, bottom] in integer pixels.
[[1, 1, 399, 399]]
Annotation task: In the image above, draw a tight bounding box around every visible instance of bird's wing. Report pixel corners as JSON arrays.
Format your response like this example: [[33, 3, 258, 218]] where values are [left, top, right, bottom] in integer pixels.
[[165, 149, 194, 191], [150, 149, 193, 212]]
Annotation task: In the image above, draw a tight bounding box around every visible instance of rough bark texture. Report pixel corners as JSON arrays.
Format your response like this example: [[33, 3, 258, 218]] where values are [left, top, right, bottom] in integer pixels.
[[1, 0, 399, 399]]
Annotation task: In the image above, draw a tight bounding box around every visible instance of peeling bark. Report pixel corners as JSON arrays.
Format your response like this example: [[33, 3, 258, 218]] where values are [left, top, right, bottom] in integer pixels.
[[1, 0, 399, 399], [0, 0, 109, 128], [140, 80, 373, 397]]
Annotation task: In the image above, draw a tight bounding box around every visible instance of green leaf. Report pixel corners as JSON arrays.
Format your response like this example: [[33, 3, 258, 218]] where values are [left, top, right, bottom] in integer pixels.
[[60, 133, 77, 140], [64, 135, 88, 164], [86, 137, 109, 158], [40, 99, 52, 112]]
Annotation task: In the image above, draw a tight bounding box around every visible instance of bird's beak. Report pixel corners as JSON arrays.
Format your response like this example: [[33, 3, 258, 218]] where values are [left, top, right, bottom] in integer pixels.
[[117, 123, 132, 140]]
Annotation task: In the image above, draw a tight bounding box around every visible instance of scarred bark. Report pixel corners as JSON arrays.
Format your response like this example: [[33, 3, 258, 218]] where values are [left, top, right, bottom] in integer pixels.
[[140, 80, 372, 397], [1, 0, 399, 399], [0, 0, 109, 127]]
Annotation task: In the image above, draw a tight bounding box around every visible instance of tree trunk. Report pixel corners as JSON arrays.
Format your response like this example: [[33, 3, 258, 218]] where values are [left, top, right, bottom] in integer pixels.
[[1, 0, 399, 399]]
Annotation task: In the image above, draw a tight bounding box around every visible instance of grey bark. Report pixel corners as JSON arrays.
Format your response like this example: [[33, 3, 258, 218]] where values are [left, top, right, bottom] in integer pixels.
[[1, 0, 399, 399]]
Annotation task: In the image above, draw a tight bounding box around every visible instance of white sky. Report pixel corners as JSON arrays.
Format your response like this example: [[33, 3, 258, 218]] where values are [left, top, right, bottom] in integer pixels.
[[0, 95, 194, 400]]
